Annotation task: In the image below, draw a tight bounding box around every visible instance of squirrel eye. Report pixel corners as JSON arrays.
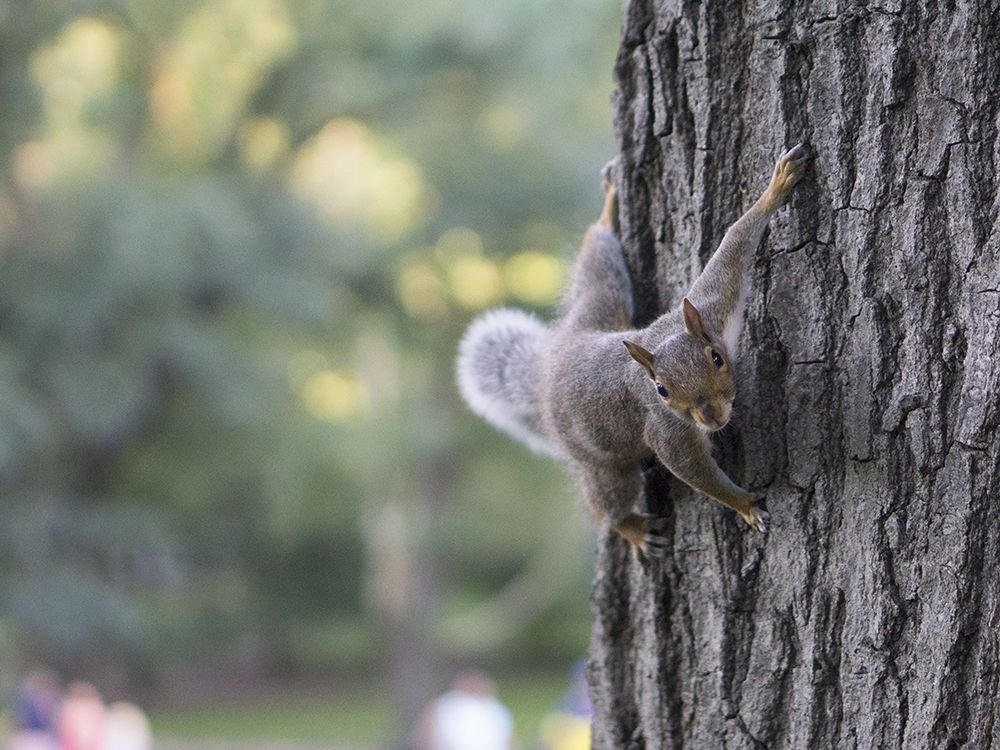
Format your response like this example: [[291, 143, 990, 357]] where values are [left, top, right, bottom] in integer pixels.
[[710, 350, 724, 368], [655, 382, 669, 399]]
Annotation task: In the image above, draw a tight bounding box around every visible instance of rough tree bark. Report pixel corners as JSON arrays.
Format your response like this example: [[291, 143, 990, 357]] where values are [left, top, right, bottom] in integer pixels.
[[588, 2, 1000, 748]]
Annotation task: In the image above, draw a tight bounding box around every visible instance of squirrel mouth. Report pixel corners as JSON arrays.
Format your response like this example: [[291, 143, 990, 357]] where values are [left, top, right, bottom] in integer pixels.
[[693, 408, 729, 432], [679, 405, 730, 432], [700, 400, 733, 431]]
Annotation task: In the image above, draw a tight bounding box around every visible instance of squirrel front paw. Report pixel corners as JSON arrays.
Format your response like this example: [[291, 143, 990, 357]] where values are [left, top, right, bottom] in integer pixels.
[[739, 498, 770, 534], [763, 143, 809, 210]]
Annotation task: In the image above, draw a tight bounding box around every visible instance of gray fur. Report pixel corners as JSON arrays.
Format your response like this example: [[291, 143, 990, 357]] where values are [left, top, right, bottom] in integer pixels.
[[456, 308, 560, 457], [457, 145, 809, 543], [560, 224, 635, 331]]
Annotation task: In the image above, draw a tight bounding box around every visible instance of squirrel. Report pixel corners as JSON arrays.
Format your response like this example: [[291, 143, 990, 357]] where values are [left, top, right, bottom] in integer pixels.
[[457, 144, 810, 555]]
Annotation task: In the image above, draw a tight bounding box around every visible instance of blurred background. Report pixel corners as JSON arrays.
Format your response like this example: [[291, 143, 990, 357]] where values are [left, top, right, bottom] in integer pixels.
[[0, 0, 618, 746]]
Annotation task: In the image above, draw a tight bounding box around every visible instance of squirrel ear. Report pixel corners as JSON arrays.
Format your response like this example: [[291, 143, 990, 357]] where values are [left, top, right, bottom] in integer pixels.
[[682, 297, 708, 340], [623, 340, 656, 379]]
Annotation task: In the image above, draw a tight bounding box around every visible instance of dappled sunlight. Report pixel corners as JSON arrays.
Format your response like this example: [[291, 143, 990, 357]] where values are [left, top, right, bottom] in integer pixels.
[[434, 226, 484, 260], [301, 369, 371, 423], [239, 116, 291, 170], [285, 349, 331, 389], [32, 17, 122, 124], [394, 228, 564, 318], [26, 17, 122, 184], [289, 118, 429, 243], [10, 141, 57, 195], [504, 251, 565, 305], [396, 259, 449, 322], [479, 103, 528, 149], [448, 254, 504, 310], [436, 227, 503, 311], [150, 0, 295, 159]]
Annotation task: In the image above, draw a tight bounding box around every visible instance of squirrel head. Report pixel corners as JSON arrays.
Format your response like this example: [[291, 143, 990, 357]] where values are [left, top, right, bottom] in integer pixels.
[[623, 298, 736, 431]]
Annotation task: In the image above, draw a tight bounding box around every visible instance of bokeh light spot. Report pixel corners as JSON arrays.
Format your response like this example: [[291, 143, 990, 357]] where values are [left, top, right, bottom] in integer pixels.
[[286, 349, 330, 389], [151, 0, 296, 159], [301, 370, 370, 423], [504, 251, 565, 305], [11, 142, 56, 195], [31, 17, 122, 123], [396, 261, 448, 321], [239, 117, 291, 170], [289, 119, 428, 243], [479, 104, 527, 148], [434, 227, 484, 261], [449, 255, 504, 310]]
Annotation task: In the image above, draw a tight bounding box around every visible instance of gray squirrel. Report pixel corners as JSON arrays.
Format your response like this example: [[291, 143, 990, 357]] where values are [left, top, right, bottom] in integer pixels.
[[457, 144, 810, 555]]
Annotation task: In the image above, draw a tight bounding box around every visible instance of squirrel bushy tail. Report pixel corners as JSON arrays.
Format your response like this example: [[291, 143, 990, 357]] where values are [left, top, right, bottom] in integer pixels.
[[456, 308, 560, 457]]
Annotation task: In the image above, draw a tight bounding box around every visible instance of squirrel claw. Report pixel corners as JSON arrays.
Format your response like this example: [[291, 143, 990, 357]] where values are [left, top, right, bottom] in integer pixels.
[[765, 144, 810, 207], [743, 500, 770, 533], [785, 142, 808, 161], [643, 535, 670, 558], [753, 509, 770, 533], [642, 515, 669, 533], [640, 513, 670, 557], [617, 513, 669, 557]]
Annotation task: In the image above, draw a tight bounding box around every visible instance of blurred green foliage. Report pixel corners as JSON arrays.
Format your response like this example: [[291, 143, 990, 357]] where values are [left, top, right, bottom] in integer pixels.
[[0, 0, 618, 688]]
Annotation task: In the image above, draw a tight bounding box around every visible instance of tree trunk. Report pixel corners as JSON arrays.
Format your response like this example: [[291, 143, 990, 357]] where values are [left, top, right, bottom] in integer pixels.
[[589, 2, 1000, 748]]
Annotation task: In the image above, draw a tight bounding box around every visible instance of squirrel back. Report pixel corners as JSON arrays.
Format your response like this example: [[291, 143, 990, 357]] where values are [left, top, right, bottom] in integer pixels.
[[456, 308, 561, 457]]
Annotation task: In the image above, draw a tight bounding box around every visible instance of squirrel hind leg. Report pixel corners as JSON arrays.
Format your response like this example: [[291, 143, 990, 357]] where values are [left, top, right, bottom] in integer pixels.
[[599, 183, 617, 229], [564, 225, 634, 331], [599, 156, 619, 228]]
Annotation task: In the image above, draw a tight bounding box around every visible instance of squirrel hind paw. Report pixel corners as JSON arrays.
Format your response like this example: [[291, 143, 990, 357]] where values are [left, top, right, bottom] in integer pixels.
[[616, 513, 670, 557], [643, 536, 670, 558], [641, 515, 670, 556], [601, 156, 620, 192]]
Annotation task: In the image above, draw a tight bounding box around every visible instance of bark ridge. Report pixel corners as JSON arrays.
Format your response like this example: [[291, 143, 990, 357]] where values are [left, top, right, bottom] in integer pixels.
[[589, 2, 1000, 748]]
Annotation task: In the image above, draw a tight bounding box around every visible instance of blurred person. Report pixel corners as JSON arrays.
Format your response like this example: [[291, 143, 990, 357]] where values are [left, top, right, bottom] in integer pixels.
[[57, 683, 103, 750], [536, 661, 590, 750], [100, 702, 151, 750], [7, 669, 62, 750], [413, 671, 515, 750]]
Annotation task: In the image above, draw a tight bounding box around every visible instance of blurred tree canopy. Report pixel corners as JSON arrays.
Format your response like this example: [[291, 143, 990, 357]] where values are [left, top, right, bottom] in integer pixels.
[[0, 0, 618, 688]]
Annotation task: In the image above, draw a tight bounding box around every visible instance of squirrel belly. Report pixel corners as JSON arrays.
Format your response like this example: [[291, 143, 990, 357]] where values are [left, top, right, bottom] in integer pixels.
[[456, 308, 562, 458]]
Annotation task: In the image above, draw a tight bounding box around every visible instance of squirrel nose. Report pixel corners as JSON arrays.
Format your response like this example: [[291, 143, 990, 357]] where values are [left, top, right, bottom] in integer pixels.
[[696, 395, 708, 408]]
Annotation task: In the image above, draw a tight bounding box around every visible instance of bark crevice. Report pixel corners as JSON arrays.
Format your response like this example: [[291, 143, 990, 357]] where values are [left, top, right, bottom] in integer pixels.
[[589, 3, 1000, 748]]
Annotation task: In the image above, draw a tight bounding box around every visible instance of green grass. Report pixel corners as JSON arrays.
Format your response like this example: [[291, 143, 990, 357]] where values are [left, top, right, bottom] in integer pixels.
[[149, 671, 570, 747], [149, 687, 391, 745], [497, 672, 570, 745]]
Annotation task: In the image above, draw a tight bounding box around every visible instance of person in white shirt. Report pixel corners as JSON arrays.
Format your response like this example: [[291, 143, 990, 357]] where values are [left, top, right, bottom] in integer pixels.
[[414, 671, 515, 750]]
